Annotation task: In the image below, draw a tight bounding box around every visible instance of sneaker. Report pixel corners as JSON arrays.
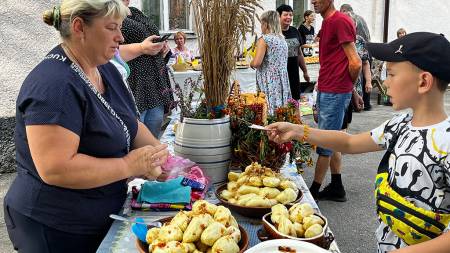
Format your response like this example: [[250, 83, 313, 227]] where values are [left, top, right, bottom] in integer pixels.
[[317, 183, 347, 202]]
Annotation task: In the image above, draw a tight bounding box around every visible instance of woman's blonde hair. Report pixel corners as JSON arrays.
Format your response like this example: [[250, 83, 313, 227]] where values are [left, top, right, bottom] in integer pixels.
[[260, 10, 283, 36], [174, 31, 187, 41], [43, 0, 128, 39]]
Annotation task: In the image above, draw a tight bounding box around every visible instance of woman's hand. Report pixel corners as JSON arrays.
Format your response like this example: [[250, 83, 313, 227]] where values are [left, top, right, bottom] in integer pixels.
[[140, 35, 165, 56], [123, 144, 169, 178], [266, 122, 302, 144], [160, 41, 171, 58], [365, 81, 373, 93]]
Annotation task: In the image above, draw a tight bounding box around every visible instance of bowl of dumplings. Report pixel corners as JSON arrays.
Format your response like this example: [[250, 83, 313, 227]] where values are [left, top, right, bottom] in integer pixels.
[[259, 203, 332, 249], [136, 200, 249, 253], [215, 163, 303, 218]]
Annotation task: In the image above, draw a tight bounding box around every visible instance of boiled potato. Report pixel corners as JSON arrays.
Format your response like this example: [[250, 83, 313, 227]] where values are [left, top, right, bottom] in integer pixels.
[[214, 206, 232, 226], [246, 196, 271, 207], [293, 222, 305, 237], [183, 215, 210, 243], [288, 205, 304, 223], [226, 226, 241, 243], [303, 215, 325, 230], [211, 235, 239, 253], [279, 180, 297, 190], [304, 223, 323, 238], [262, 177, 280, 188], [237, 185, 260, 195], [298, 203, 315, 218], [271, 204, 289, 216], [182, 242, 196, 253], [277, 216, 296, 237], [171, 211, 191, 231], [228, 171, 240, 182], [159, 224, 183, 242], [258, 187, 280, 199], [275, 188, 297, 204], [201, 222, 227, 246], [192, 200, 218, 216]]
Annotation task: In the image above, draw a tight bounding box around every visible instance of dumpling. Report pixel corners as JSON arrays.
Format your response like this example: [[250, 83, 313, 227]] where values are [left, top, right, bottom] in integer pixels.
[[201, 221, 227, 246], [211, 235, 240, 253], [214, 206, 232, 225], [152, 241, 185, 253], [275, 188, 297, 204], [293, 222, 305, 237], [227, 181, 239, 192], [228, 198, 237, 204], [304, 223, 324, 238], [171, 211, 191, 231], [237, 185, 260, 195], [279, 180, 297, 191], [245, 196, 272, 207], [277, 216, 296, 237], [289, 205, 304, 223], [220, 190, 234, 200], [236, 175, 249, 185], [258, 187, 281, 199], [262, 177, 281, 188], [159, 224, 183, 242], [183, 215, 210, 243], [271, 204, 289, 216], [226, 226, 241, 243], [181, 242, 196, 253], [263, 168, 276, 177], [236, 193, 257, 206], [228, 215, 239, 229], [303, 215, 325, 230], [146, 227, 160, 244], [298, 203, 315, 218], [192, 200, 218, 216], [228, 171, 241, 181], [248, 176, 263, 187]]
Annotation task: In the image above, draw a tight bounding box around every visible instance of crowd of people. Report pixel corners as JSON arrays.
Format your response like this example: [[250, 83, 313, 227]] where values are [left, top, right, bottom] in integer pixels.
[[4, 0, 450, 252]]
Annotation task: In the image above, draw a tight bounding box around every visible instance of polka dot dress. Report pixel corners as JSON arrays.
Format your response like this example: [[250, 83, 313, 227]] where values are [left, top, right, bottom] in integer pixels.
[[121, 7, 174, 113]]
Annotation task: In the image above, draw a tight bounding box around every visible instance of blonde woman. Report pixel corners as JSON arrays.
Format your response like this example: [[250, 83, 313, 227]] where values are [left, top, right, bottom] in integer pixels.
[[171, 31, 194, 61], [250, 10, 290, 113], [4, 0, 168, 252]]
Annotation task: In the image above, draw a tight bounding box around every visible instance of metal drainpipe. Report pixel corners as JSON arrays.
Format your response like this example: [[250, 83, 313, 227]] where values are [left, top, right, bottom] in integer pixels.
[[383, 0, 390, 42]]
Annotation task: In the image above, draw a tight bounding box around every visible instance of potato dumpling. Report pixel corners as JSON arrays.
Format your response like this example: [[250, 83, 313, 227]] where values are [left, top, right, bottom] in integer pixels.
[[146, 227, 160, 244], [246, 196, 272, 207], [192, 200, 218, 216], [275, 188, 297, 204], [298, 203, 315, 219], [214, 206, 232, 226], [226, 226, 241, 243], [248, 176, 263, 187], [227, 181, 239, 192], [153, 241, 185, 253], [237, 185, 260, 195], [304, 223, 324, 238], [277, 216, 296, 237], [258, 187, 280, 199], [159, 224, 183, 242], [303, 215, 325, 230], [279, 180, 297, 190], [211, 235, 240, 253], [182, 242, 196, 253], [171, 211, 191, 231], [201, 221, 227, 246], [263, 168, 276, 177], [220, 190, 234, 200], [262, 177, 280, 188], [271, 204, 289, 216], [183, 216, 210, 243], [293, 222, 305, 237], [228, 215, 239, 229], [228, 171, 240, 182], [236, 193, 257, 206], [228, 198, 237, 204]]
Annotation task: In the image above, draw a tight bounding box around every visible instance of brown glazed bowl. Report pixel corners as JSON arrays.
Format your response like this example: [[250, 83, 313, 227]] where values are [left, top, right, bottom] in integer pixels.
[[215, 184, 303, 219], [136, 216, 249, 253], [258, 211, 334, 249]]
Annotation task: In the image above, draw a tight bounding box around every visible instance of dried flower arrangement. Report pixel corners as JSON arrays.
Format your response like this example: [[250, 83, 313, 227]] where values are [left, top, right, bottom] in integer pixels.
[[228, 82, 314, 172], [190, 0, 262, 118]]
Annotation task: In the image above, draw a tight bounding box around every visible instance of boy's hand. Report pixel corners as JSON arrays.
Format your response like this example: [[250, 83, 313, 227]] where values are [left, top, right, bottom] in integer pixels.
[[266, 122, 302, 144]]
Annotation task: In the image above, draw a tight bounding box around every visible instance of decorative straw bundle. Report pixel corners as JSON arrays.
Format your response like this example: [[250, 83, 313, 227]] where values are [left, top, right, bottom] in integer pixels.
[[191, 0, 262, 113]]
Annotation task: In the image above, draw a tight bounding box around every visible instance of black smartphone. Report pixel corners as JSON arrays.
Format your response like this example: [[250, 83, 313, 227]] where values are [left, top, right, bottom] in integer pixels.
[[153, 34, 171, 43]]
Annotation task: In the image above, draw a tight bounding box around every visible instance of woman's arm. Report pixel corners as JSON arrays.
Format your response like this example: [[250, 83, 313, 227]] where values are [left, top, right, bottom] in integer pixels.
[[363, 60, 373, 93], [133, 120, 161, 148], [119, 35, 164, 62], [250, 38, 267, 68], [26, 125, 166, 189]]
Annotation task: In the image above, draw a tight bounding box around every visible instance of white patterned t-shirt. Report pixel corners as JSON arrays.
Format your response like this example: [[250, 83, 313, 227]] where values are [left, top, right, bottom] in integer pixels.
[[370, 113, 450, 252]]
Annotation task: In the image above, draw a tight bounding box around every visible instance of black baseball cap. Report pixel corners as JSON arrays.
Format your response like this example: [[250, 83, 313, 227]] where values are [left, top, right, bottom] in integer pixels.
[[367, 32, 450, 82]]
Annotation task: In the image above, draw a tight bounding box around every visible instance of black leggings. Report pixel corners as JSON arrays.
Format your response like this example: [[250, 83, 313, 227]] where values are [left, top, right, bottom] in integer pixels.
[[4, 205, 107, 253]]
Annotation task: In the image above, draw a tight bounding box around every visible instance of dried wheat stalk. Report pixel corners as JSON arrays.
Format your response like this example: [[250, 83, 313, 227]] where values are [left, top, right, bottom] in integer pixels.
[[191, 0, 262, 110]]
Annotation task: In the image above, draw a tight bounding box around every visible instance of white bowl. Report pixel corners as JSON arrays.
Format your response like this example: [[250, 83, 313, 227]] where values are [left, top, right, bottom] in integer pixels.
[[245, 239, 330, 253]]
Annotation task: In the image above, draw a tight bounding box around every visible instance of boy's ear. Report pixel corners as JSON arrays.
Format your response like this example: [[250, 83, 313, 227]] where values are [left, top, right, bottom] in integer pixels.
[[417, 72, 434, 94]]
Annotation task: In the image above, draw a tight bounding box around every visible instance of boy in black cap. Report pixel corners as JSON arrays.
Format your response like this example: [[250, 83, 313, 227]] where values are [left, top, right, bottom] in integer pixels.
[[266, 32, 450, 252]]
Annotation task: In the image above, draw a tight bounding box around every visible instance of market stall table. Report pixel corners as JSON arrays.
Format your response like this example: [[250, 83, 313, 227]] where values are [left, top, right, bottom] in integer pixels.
[[96, 115, 339, 253]]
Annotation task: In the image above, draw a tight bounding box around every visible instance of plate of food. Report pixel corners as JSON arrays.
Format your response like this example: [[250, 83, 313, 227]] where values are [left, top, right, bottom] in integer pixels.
[[215, 162, 303, 218], [136, 200, 249, 253], [244, 239, 330, 253]]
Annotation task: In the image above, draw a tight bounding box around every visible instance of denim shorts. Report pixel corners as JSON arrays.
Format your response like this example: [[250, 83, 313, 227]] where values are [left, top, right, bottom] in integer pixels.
[[316, 91, 352, 156]]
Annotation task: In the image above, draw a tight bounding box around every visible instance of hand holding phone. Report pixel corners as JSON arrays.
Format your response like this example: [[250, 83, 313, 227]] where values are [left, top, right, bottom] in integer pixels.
[[152, 34, 171, 43]]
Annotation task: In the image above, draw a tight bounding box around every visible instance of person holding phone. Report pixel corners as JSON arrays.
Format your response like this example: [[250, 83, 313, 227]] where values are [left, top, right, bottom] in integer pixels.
[[120, 0, 174, 139]]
